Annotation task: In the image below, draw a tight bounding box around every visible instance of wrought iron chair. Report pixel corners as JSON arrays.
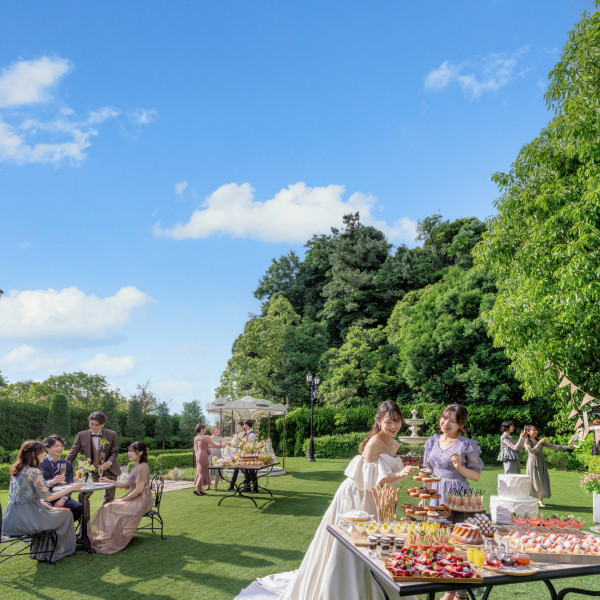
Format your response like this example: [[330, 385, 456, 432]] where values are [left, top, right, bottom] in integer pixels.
[[137, 471, 166, 540], [0, 503, 59, 564]]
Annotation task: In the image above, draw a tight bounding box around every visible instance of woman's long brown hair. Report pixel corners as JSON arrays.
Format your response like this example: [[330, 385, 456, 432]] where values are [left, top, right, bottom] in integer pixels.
[[359, 401, 404, 454], [10, 440, 44, 476]]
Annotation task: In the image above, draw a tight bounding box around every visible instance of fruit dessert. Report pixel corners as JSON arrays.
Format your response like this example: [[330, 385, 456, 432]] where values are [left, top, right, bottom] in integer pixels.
[[504, 530, 600, 554]]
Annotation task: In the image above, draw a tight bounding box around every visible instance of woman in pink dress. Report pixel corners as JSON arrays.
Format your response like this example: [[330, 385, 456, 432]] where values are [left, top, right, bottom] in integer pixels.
[[194, 424, 222, 496], [88, 441, 153, 554]]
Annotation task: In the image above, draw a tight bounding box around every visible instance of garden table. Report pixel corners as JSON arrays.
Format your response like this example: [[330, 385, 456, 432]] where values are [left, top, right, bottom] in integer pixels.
[[209, 462, 279, 507], [327, 524, 600, 600], [54, 481, 114, 553]]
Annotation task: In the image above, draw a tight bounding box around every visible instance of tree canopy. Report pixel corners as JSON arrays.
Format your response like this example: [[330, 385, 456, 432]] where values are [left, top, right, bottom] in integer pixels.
[[473, 7, 600, 398]]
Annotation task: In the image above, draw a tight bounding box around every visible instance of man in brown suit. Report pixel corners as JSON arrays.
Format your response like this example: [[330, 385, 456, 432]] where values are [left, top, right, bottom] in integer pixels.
[[66, 411, 120, 504]]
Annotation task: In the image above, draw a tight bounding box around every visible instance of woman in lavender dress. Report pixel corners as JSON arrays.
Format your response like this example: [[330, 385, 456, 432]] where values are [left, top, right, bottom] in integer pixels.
[[424, 404, 483, 508], [424, 404, 483, 600]]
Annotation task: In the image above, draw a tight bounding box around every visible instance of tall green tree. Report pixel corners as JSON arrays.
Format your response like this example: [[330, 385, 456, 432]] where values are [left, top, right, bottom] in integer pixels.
[[100, 393, 120, 434], [473, 6, 600, 398], [0, 372, 127, 409], [320, 213, 391, 344], [320, 326, 404, 409], [125, 398, 145, 440], [155, 401, 172, 450], [386, 266, 523, 406], [178, 400, 205, 446], [216, 295, 302, 403], [46, 393, 70, 438]]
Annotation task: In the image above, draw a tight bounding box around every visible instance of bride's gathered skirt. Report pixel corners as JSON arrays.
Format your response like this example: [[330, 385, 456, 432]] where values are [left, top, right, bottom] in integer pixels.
[[235, 454, 417, 600]]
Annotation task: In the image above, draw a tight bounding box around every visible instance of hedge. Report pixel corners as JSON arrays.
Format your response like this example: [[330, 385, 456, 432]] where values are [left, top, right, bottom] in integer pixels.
[[301, 432, 427, 460], [155, 452, 195, 469], [0, 463, 10, 487]]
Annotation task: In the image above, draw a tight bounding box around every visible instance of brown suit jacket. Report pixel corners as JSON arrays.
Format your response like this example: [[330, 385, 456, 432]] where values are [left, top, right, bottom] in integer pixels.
[[66, 428, 120, 478]]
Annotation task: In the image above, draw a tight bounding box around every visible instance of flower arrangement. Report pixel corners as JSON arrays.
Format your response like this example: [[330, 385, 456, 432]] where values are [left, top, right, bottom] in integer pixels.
[[580, 472, 600, 494], [221, 437, 274, 466], [166, 467, 185, 480], [74, 458, 94, 481], [569, 429, 584, 448]]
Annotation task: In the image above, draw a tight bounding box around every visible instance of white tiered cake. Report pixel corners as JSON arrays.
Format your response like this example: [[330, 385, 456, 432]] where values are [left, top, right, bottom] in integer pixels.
[[489, 474, 539, 524]]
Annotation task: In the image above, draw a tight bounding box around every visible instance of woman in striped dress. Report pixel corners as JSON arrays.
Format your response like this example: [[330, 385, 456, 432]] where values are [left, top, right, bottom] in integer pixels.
[[3, 440, 82, 562]]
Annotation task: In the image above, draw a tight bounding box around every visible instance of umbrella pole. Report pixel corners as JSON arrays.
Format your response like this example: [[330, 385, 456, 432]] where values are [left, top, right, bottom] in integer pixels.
[[231, 410, 234, 437], [268, 412, 271, 439], [282, 413, 286, 470], [220, 409, 223, 434]]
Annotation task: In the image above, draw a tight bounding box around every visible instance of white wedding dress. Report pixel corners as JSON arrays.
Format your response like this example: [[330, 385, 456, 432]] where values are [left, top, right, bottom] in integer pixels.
[[235, 453, 416, 600]]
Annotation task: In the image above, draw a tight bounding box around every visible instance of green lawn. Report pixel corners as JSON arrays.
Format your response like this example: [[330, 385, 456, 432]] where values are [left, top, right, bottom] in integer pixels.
[[0, 459, 598, 600]]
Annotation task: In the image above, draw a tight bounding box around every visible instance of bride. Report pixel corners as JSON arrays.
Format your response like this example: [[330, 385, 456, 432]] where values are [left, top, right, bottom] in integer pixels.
[[235, 400, 418, 600]]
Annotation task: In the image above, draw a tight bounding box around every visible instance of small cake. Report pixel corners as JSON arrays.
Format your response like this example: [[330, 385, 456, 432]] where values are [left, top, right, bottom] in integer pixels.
[[451, 523, 484, 545], [465, 513, 497, 538]]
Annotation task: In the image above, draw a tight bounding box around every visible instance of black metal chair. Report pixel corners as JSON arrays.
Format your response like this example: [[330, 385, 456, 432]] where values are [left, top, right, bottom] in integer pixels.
[[0, 503, 59, 564], [137, 471, 166, 540]]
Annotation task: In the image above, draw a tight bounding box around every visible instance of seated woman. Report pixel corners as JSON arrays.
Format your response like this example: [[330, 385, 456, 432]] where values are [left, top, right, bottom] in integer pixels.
[[3, 440, 82, 562], [88, 441, 152, 554]]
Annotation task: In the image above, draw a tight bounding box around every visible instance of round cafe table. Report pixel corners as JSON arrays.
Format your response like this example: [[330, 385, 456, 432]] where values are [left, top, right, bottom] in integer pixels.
[[54, 481, 114, 553]]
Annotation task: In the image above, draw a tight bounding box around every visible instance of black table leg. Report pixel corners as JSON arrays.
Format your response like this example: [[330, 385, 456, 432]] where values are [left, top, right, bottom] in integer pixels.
[[368, 569, 390, 600], [216, 469, 258, 507], [255, 467, 274, 497], [76, 491, 95, 553], [557, 587, 600, 600]]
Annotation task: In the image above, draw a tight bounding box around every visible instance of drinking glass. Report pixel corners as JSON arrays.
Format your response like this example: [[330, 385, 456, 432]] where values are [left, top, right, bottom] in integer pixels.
[[474, 549, 485, 568], [60, 463, 67, 476], [98, 467, 104, 477], [355, 521, 366, 535], [485, 547, 501, 567]]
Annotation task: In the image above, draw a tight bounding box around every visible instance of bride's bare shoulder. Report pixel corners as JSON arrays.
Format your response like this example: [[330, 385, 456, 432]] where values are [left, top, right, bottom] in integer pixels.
[[362, 435, 384, 462]]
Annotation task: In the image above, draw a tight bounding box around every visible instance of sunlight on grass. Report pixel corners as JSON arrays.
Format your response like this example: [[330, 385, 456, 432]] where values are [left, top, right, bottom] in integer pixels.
[[0, 459, 598, 600]]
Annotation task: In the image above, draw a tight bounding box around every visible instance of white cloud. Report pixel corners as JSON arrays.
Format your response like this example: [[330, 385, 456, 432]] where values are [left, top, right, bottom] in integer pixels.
[[17, 242, 31, 250], [174, 181, 188, 196], [153, 182, 418, 244], [424, 47, 531, 99], [0, 286, 155, 341], [0, 344, 66, 374], [0, 55, 155, 165], [132, 109, 158, 124], [80, 353, 136, 376], [0, 56, 70, 108]]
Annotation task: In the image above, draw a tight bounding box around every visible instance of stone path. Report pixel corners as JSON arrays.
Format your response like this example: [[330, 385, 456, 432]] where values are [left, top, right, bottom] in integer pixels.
[[162, 479, 196, 492]]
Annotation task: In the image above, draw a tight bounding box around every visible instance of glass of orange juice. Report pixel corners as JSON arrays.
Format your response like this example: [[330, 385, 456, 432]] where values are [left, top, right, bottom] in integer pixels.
[[474, 549, 485, 569]]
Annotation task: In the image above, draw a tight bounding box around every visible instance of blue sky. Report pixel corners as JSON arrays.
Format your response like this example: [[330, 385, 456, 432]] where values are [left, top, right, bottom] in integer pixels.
[[0, 1, 594, 414]]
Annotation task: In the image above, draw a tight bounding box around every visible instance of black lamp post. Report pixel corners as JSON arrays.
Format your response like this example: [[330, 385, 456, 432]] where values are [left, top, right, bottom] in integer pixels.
[[306, 371, 320, 462]]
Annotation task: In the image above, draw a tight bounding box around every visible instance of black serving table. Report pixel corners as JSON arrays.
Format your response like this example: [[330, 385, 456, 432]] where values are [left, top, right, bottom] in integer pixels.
[[327, 524, 600, 600], [209, 462, 279, 507]]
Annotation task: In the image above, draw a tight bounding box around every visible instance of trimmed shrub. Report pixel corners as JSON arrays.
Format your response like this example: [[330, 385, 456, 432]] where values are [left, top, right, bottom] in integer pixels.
[[544, 448, 587, 472], [0, 463, 10, 486], [156, 452, 195, 469], [301, 433, 426, 460], [46, 393, 70, 438]]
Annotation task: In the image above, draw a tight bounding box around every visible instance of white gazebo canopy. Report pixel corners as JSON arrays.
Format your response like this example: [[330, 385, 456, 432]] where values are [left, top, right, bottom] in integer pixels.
[[207, 395, 288, 421], [206, 395, 289, 469]]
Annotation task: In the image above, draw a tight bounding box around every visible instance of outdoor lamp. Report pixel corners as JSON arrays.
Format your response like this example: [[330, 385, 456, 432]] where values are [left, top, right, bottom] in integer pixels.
[[306, 371, 320, 462]]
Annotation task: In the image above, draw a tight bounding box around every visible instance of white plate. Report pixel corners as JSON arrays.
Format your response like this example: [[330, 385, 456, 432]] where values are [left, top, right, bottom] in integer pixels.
[[340, 513, 374, 522], [589, 526, 600, 534]]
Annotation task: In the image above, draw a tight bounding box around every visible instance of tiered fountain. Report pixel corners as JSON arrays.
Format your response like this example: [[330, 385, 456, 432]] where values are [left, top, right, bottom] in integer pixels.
[[398, 408, 428, 446]]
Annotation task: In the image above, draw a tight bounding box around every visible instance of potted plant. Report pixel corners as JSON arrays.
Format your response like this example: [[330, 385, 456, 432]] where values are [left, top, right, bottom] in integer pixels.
[[580, 472, 600, 522]]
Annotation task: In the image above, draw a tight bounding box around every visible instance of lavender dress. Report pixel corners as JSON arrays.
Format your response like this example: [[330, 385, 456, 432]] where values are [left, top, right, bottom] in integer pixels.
[[424, 435, 483, 507]]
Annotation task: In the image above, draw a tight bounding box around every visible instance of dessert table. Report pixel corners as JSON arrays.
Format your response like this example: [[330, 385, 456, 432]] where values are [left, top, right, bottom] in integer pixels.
[[54, 481, 114, 553], [209, 462, 279, 507], [327, 524, 600, 600]]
